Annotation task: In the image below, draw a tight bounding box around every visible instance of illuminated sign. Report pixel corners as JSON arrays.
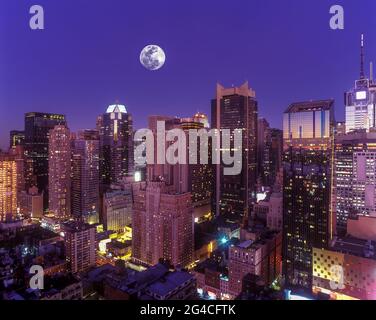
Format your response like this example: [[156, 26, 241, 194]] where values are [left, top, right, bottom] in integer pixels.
[[135, 171, 142, 182], [356, 91, 367, 100], [256, 192, 267, 202]]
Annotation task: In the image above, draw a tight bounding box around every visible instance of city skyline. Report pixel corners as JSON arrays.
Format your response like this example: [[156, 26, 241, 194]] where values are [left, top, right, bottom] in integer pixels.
[[1, 0, 376, 305], [1, 0, 376, 150]]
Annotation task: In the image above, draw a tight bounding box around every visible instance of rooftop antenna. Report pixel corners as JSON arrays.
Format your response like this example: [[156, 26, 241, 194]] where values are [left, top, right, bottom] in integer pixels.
[[360, 34, 365, 79]]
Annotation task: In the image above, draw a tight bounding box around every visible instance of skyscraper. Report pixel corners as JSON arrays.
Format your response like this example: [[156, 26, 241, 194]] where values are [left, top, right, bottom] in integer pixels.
[[62, 221, 96, 273], [334, 131, 376, 234], [282, 100, 335, 289], [49, 125, 71, 219], [24, 112, 66, 209], [146, 115, 177, 184], [345, 35, 376, 133], [98, 104, 133, 190], [257, 118, 269, 182], [0, 153, 20, 222], [211, 82, 258, 221], [146, 114, 213, 208], [257, 119, 283, 187], [270, 129, 283, 182], [71, 129, 100, 224], [132, 181, 194, 268]]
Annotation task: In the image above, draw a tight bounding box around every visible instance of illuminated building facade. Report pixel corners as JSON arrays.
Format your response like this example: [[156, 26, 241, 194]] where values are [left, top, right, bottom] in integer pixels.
[[345, 35, 376, 133], [71, 129, 100, 224], [62, 221, 96, 274], [9, 146, 25, 202], [24, 112, 66, 209], [0, 153, 19, 222], [282, 100, 335, 289], [312, 237, 376, 300], [352, 151, 376, 216], [103, 188, 132, 232], [334, 131, 376, 233], [132, 181, 194, 268], [49, 125, 71, 219], [19, 186, 43, 219], [98, 104, 133, 189], [211, 82, 258, 221]]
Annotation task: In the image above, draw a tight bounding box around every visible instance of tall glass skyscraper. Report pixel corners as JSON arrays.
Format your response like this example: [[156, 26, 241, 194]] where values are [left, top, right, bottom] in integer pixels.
[[98, 104, 133, 190], [211, 82, 258, 222], [282, 100, 335, 289], [24, 112, 66, 209], [71, 129, 100, 224]]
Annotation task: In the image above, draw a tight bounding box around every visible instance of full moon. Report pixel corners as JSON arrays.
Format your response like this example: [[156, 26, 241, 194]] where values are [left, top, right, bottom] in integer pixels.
[[140, 45, 166, 71]]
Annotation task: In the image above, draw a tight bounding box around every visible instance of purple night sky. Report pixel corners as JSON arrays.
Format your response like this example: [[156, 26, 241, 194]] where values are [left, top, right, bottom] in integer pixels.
[[1, 0, 376, 150]]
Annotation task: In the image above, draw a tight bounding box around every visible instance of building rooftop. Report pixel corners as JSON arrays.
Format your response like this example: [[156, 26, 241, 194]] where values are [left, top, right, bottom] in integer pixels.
[[106, 104, 127, 114], [108, 240, 131, 249], [195, 258, 227, 275], [61, 221, 95, 233], [84, 264, 117, 282], [113, 263, 194, 299], [285, 99, 334, 114], [331, 236, 376, 260], [238, 240, 254, 249], [146, 270, 194, 298], [335, 129, 376, 142]]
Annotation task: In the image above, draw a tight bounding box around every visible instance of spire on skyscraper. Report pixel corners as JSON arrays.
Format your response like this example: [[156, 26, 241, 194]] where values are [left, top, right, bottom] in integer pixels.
[[360, 34, 365, 79]]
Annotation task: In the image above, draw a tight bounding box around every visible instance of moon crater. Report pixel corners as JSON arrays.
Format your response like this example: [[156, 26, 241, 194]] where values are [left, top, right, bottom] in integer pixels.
[[140, 45, 166, 71]]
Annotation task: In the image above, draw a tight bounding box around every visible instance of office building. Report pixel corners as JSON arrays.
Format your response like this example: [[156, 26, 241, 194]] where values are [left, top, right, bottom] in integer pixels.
[[24, 112, 66, 209], [103, 187, 132, 232], [48, 125, 71, 219], [98, 104, 133, 189], [62, 221, 96, 273], [132, 181, 194, 268], [334, 131, 376, 233], [282, 100, 335, 289], [0, 153, 20, 221], [71, 129, 100, 224], [147, 114, 213, 208], [257, 118, 270, 185], [19, 186, 43, 219], [211, 82, 258, 221]]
